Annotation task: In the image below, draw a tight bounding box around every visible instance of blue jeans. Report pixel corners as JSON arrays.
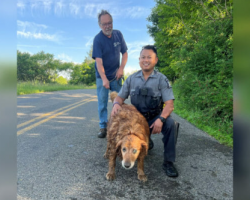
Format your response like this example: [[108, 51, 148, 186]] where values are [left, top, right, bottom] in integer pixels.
[[96, 78, 122, 129]]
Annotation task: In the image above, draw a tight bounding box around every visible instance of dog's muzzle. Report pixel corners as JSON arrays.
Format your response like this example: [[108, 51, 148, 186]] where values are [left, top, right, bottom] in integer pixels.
[[122, 161, 135, 170]]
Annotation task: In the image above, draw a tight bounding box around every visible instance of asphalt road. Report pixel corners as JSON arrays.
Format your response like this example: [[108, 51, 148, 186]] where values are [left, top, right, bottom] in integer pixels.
[[17, 89, 233, 200]]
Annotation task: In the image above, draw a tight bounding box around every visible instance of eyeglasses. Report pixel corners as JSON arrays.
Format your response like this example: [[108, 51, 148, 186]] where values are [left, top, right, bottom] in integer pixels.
[[101, 21, 112, 27]]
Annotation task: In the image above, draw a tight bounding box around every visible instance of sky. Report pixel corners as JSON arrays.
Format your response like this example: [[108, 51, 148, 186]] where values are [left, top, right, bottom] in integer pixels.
[[17, 0, 156, 78]]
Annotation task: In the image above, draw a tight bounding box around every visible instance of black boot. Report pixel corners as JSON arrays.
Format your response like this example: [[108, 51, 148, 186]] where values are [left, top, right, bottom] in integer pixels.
[[149, 137, 154, 150], [98, 128, 107, 138], [162, 161, 178, 177]]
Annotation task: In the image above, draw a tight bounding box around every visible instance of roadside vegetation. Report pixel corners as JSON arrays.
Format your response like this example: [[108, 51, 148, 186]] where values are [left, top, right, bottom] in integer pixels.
[[148, 0, 233, 147], [17, 81, 95, 95], [173, 84, 233, 147], [17, 46, 96, 95]]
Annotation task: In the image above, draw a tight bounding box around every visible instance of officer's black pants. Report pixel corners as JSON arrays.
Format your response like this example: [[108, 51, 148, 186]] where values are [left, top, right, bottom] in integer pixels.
[[148, 115, 176, 163]]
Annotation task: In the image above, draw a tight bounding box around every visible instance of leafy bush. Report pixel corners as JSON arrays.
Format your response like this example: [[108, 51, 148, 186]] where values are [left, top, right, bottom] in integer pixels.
[[69, 62, 96, 85], [148, 0, 233, 138], [55, 76, 68, 85]]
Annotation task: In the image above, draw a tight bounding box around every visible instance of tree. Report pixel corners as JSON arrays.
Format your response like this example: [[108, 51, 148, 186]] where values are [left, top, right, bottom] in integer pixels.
[[17, 50, 33, 81], [83, 45, 94, 64], [147, 0, 233, 133], [30, 51, 57, 82], [69, 45, 96, 85], [17, 45, 97, 85], [69, 62, 95, 85], [17, 50, 75, 83], [55, 76, 68, 85]]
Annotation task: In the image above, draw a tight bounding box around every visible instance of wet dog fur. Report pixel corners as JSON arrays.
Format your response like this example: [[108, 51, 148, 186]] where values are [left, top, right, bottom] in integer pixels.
[[104, 92, 150, 182]]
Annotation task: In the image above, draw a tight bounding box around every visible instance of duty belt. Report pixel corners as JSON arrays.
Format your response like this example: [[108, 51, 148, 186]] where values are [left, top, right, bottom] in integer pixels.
[[141, 109, 162, 121]]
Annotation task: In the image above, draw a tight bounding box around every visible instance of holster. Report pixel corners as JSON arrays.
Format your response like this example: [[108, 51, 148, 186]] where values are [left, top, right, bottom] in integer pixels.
[[141, 108, 162, 121]]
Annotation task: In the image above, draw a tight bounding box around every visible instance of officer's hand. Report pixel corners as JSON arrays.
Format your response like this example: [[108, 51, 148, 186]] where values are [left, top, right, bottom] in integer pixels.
[[116, 68, 124, 80], [150, 119, 163, 134], [111, 104, 122, 117], [103, 78, 110, 89]]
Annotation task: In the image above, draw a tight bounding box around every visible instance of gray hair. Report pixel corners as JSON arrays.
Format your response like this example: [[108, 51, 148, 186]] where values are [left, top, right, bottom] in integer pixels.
[[98, 10, 113, 24]]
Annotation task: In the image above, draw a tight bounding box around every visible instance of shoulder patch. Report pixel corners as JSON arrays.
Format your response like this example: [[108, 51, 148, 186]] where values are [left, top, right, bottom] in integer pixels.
[[165, 78, 171, 88]]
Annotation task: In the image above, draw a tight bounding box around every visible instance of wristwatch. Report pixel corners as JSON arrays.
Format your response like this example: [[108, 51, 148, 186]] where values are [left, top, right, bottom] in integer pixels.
[[159, 116, 166, 123]]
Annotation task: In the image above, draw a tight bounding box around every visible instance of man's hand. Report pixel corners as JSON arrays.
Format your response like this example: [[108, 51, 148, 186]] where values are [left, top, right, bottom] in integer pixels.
[[150, 118, 163, 134], [116, 68, 124, 80], [111, 104, 122, 117], [103, 77, 110, 89]]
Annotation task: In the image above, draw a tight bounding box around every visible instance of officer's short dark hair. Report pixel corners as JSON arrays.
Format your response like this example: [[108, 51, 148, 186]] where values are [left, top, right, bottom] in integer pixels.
[[98, 10, 113, 25], [140, 45, 157, 57]]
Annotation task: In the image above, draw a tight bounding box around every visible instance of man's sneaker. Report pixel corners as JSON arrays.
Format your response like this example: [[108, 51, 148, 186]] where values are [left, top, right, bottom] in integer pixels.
[[149, 137, 154, 150], [98, 128, 107, 138], [162, 161, 178, 177]]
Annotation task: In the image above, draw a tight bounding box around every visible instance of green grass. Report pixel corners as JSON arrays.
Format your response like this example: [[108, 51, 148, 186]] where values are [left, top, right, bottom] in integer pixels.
[[17, 81, 96, 95], [173, 97, 233, 148]]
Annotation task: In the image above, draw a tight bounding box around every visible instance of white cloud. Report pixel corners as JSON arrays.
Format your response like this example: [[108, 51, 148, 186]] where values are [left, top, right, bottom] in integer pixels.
[[17, 31, 59, 43], [84, 36, 94, 47], [56, 54, 80, 65], [17, 20, 48, 31], [84, 4, 96, 17], [83, 3, 111, 18], [17, 49, 34, 55], [57, 53, 73, 62], [124, 65, 140, 75], [17, 20, 63, 43], [127, 37, 154, 59], [17, 1, 25, 12], [54, 1, 65, 16], [30, 1, 39, 11], [124, 6, 150, 18], [43, 0, 53, 13], [69, 2, 80, 16], [17, 0, 150, 19]]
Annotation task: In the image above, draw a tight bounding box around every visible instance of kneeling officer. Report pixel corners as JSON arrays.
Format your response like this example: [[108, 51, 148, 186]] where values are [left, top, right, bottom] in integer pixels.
[[111, 45, 179, 177]]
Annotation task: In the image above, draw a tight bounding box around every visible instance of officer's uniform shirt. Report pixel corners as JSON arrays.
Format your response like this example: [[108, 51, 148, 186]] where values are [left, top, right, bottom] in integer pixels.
[[118, 70, 174, 113]]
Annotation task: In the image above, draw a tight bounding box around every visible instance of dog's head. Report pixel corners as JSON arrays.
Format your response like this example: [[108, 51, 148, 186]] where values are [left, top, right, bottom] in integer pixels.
[[116, 135, 148, 170]]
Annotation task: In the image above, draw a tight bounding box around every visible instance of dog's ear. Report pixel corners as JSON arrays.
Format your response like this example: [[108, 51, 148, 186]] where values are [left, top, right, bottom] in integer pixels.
[[141, 141, 148, 155], [116, 140, 123, 158], [116, 140, 122, 152]]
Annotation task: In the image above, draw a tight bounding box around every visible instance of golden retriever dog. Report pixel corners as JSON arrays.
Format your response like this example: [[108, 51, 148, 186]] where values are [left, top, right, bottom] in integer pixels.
[[104, 92, 150, 182]]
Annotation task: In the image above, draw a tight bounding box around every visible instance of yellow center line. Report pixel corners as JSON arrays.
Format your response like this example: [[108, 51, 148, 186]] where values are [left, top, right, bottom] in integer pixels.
[[17, 97, 95, 129], [17, 98, 96, 136]]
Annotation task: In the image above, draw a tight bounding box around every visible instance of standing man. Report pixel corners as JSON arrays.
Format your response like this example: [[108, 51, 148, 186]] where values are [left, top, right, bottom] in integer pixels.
[[92, 10, 128, 138], [111, 45, 179, 177]]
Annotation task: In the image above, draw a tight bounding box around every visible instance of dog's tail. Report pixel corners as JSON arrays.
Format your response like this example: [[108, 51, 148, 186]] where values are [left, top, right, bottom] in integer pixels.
[[110, 91, 118, 103]]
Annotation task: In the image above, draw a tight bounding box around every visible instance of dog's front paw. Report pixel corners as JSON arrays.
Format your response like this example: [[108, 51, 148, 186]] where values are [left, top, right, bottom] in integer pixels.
[[138, 174, 147, 182], [103, 153, 109, 159], [106, 173, 116, 181]]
